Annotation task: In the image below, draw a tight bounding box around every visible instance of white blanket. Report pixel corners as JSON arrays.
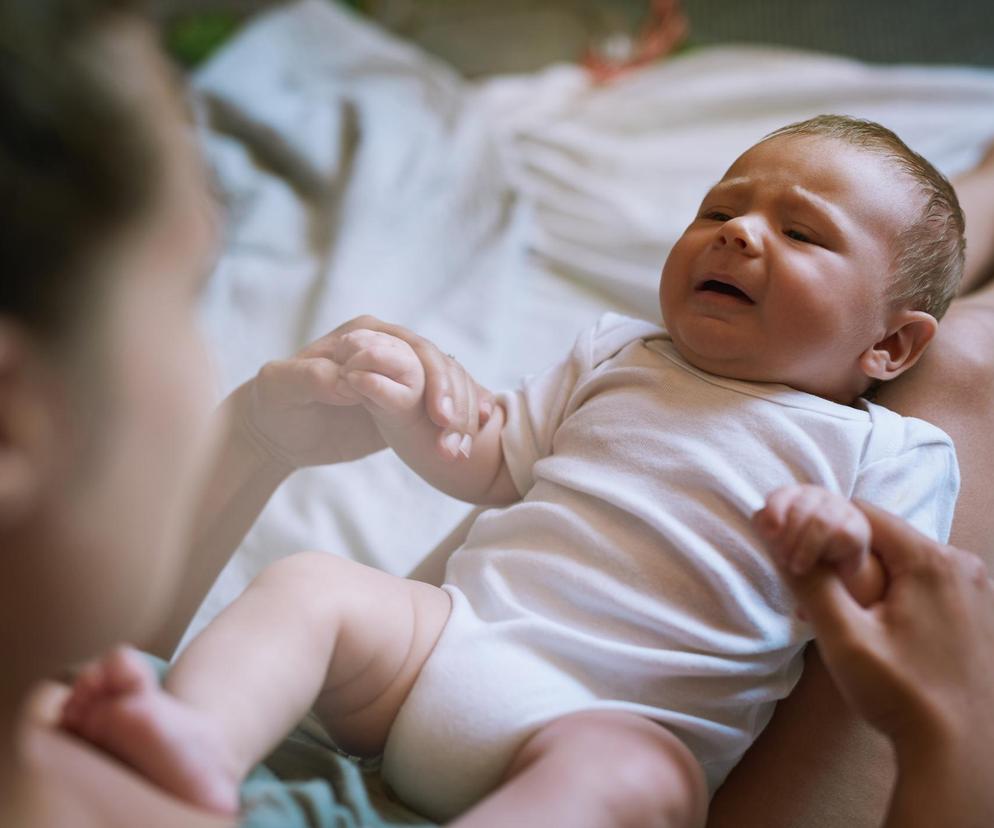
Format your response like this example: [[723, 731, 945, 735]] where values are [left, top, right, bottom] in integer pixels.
[[184, 0, 994, 644]]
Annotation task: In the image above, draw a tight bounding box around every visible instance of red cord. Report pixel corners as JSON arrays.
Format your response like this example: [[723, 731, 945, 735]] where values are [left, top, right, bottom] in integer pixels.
[[581, 0, 689, 84]]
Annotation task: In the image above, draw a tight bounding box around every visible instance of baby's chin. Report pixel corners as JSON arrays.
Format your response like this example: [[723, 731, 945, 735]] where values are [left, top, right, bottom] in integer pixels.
[[666, 326, 870, 404], [665, 327, 761, 381]]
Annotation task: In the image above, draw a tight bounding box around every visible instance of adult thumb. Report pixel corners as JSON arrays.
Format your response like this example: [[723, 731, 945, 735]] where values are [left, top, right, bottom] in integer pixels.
[[855, 500, 938, 577], [781, 564, 868, 659], [259, 358, 356, 405]]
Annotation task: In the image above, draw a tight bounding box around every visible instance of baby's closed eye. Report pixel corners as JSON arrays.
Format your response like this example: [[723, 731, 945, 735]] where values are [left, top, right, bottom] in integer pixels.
[[701, 210, 732, 222]]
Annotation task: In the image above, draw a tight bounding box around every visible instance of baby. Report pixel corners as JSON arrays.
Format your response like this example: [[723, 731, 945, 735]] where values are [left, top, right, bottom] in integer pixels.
[[60, 115, 962, 826]]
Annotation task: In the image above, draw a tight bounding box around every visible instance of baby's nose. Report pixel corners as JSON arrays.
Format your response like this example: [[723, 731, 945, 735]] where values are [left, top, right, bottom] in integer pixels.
[[716, 218, 760, 254]]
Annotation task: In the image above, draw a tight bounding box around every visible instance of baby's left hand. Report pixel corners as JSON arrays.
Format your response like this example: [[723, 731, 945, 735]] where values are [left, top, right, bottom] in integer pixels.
[[753, 484, 872, 579]]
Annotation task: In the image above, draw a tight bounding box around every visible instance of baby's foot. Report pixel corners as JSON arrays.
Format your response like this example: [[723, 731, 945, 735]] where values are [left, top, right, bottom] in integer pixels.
[[60, 646, 241, 815]]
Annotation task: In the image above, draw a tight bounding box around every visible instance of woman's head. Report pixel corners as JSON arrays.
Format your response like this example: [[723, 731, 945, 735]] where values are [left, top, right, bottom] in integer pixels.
[[0, 1, 217, 677]]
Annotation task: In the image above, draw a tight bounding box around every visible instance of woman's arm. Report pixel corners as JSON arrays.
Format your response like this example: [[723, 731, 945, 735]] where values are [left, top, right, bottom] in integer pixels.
[[147, 316, 496, 659], [708, 648, 894, 828], [144, 384, 294, 660], [772, 502, 994, 828]]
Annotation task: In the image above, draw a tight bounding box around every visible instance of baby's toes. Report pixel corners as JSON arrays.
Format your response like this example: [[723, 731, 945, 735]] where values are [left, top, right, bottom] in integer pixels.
[[60, 661, 103, 728], [59, 688, 86, 731], [103, 645, 156, 695]]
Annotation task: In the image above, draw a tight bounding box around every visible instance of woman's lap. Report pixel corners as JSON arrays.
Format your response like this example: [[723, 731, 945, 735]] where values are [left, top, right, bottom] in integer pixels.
[[876, 285, 994, 559]]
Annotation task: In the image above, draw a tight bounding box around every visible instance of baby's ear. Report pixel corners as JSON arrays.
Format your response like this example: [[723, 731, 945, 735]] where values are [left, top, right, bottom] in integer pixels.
[[859, 309, 938, 382]]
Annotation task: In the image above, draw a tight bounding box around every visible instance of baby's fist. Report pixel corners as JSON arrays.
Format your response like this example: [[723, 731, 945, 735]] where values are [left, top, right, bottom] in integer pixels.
[[754, 485, 871, 578], [333, 329, 426, 427]]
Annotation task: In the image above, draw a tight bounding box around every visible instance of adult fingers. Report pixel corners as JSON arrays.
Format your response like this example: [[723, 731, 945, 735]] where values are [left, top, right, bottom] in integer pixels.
[[444, 356, 468, 437], [306, 315, 497, 433], [345, 371, 418, 413], [780, 564, 871, 661], [341, 341, 423, 392], [382, 330, 492, 435], [371, 326, 464, 432], [855, 500, 944, 576], [258, 358, 357, 405], [478, 390, 495, 427], [460, 367, 479, 454]]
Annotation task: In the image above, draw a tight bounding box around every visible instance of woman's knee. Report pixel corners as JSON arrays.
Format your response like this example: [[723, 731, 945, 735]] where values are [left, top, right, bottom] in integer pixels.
[[507, 711, 708, 828]]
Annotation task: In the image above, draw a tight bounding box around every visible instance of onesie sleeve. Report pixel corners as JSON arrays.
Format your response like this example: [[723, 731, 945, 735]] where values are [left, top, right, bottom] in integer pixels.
[[851, 406, 960, 543], [497, 313, 663, 497]]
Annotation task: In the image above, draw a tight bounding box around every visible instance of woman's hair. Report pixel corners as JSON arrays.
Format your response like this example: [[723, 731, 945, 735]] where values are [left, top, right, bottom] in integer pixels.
[[0, 0, 161, 345], [764, 114, 965, 321]]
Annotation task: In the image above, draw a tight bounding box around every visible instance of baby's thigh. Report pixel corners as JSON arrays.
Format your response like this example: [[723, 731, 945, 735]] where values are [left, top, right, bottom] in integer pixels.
[[256, 551, 451, 756], [499, 710, 708, 828]]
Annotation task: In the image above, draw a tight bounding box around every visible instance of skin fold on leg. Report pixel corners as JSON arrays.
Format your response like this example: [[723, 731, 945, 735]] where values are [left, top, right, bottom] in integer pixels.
[[166, 552, 452, 764], [57, 552, 451, 814], [452, 710, 707, 828]]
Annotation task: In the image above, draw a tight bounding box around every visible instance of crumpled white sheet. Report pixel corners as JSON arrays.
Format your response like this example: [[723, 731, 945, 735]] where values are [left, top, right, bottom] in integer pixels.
[[183, 0, 994, 644]]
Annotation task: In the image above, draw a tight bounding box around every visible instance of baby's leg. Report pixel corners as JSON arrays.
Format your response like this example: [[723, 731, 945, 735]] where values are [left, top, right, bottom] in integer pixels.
[[453, 710, 707, 828], [61, 552, 450, 813]]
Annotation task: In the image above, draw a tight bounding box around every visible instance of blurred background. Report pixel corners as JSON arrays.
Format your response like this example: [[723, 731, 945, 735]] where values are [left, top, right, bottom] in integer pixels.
[[152, 0, 994, 74], [172, 0, 994, 677]]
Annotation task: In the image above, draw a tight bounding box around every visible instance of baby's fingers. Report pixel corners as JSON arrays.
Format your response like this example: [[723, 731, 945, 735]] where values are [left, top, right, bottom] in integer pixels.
[[345, 370, 420, 415], [759, 485, 809, 536], [342, 341, 424, 396], [788, 509, 866, 576], [816, 514, 872, 590], [784, 516, 834, 575], [773, 488, 823, 563]]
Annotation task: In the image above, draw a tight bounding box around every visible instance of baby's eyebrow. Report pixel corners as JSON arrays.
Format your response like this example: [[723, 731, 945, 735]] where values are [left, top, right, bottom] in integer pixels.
[[705, 179, 847, 235], [782, 188, 847, 235]]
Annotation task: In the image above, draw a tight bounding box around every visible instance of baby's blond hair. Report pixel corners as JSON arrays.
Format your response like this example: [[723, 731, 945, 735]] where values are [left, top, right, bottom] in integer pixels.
[[764, 115, 965, 320]]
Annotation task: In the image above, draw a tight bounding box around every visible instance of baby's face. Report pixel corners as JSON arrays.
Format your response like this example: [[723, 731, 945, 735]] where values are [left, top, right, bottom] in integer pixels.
[[659, 134, 920, 403]]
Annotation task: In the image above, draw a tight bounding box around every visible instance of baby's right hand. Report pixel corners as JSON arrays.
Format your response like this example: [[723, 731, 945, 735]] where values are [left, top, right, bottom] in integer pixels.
[[754, 484, 884, 608], [755, 485, 871, 577], [333, 329, 426, 429]]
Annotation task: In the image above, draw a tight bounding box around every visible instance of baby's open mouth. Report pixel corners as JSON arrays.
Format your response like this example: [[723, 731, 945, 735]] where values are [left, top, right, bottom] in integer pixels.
[[696, 279, 754, 304]]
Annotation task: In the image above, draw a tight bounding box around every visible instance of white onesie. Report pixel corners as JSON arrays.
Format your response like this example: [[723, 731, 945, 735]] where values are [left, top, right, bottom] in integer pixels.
[[381, 313, 959, 822]]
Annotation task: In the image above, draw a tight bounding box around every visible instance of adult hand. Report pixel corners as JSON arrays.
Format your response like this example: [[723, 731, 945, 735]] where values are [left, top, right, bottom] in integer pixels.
[[234, 315, 496, 469], [757, 500, 994, 826]]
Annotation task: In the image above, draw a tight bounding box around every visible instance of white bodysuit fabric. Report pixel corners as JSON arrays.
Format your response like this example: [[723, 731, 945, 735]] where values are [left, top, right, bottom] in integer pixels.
[[381, 313, 959, 821]]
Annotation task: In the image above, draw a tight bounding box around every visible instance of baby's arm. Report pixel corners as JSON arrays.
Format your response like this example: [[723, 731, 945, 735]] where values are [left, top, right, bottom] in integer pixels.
[[753, 485, 885, 607], [335, 329, 518, 505]]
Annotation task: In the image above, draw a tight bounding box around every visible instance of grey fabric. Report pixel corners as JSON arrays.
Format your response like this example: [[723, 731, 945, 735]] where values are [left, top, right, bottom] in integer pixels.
[[684, 0, 994, 66], [144, 654, 433, 827], [361, 0, 994, 75]]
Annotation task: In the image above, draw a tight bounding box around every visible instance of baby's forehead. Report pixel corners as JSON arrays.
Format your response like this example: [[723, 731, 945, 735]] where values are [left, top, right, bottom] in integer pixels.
[[726, 134, 886, 183], [711, 135, 918, 236]]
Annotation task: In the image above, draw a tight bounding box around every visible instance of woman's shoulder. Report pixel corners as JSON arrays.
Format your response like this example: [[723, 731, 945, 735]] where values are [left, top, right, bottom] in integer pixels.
[[21, 686, 233, 828]]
